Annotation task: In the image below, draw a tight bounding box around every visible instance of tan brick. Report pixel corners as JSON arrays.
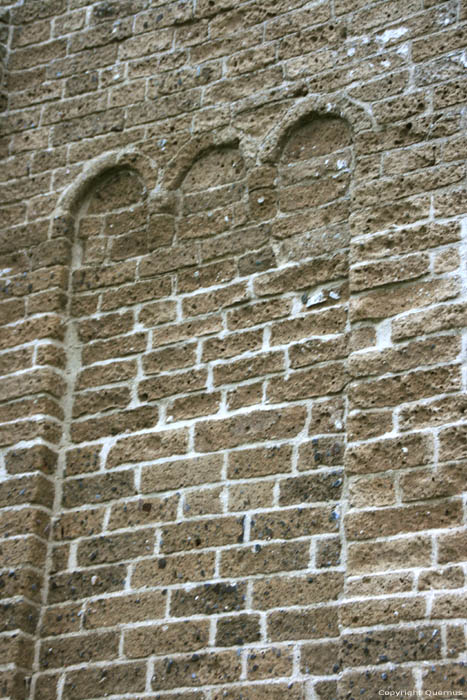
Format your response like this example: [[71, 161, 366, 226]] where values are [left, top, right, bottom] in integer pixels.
[[392, 302, 467, 341], [400, 394, 467, 431], [84, 591, 166, 629], [346, 499, 463, 541], [78, 528, 155, 566], [253, 572, 343, 609], [271, 306, 347, 344], [76, 359, 137, 390], [400, 463, 466, 503], [143, 342, 197, 374], [151, 651, 241, 690], [108, 494, 179, 530], [182, 282, 249, 318], [227, 445, 292, 479], [54, 507, 104, 541], [63, 663, 146, 699], [139, 368, 207, 401], [63, 470, 135, 508], [161, 516, 244, 554], [220, 541, 309, 577], [439, 424, 467, 463], [71, 405, 159, 443], [345, 572, 414, 598], [418, 566, 464, 592], [349, 474, 396, 509], [106, 427, 188, 468], [202, 329, 263, 362], [214, 351, 284, 386], [268, 605, 339, 641], [195, 406, 306, 452], [81, 332, 148, 365], [126, 619, 210, 659], [438, 530, 467, 565], [100, 276, 172, 311], [72, 386, 130, 418], [349, 335, 461, 378], [348, 536, 433, 574], [349, 366, 461, 410], [251, 505, 339, 541], [171, 582, 246, 617], [132, 551, 216, 588], [247, 644, 293, 679], [227, 298, 292, 331], [340, 625, 442, 666], [141, 454, 223, 492], [340, 595, 426, 628], [346, 433, 433, 475], [40, 631, 119, 669], [254, 253, 348, 297], [228, 480, 274, 512], [152, 316, 222, 347]]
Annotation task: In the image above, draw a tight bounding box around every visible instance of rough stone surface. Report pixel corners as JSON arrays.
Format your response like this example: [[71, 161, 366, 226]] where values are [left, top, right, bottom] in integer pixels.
[[0, 0, 466, 696]]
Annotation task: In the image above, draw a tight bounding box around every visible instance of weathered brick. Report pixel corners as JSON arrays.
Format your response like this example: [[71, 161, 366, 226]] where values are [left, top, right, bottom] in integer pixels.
[[132, 551, 216, 588], [195, 406, 306, 452], [107, 427, 188, 468], [125, 620, 210, 658], [346, 433, 433, 475], [161, 516, 244, 554], [84, 591, 166, 629]]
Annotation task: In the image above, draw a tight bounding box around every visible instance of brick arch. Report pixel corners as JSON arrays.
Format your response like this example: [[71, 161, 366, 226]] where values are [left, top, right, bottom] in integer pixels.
[[33, 111, 357, 697]]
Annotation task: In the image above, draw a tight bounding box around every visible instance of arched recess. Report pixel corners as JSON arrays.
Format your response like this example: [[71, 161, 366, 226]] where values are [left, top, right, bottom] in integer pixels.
[[32, 155, 161, 698]]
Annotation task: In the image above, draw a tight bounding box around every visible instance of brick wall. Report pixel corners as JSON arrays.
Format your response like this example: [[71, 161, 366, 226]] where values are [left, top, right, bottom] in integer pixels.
[[0, 0, 466, 698]]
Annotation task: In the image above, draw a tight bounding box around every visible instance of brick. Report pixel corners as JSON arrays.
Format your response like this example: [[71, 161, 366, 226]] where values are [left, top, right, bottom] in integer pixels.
[[143, 342, 197, 373], [63, 663, 146, 699], [78, 528, 155, 566], [108, 494, 178, 530], [71, 405, 158, 443], [251, 505, 339, 541], [139, 368, 207, 401], [76, 359, 137, 390], [139, 299, 178, 327], [271, 306, 347, 344], [268, 605, 339, 641], [338, 667, 416, 698], [84, 591, 166, 629], [254, 252, 348, 297], [349, 335, 460, 377], [0, 473, 53, 509], [438, 425, 467, 462], [171, 581, 246, 617], [279, 470, 343, 505], [220, 541, 309, 577], [214, 351, 284, 386], [247, 645, 294, 679], [340, 595, 426, 628], [228, 480, 274, 511], [101, 277, 172, 311], [141, 454, 223, 492], [418, 566, 464, 592], [132, 551, 216, 587], [349, 366, 461, 410], [72, 386, 130, 418], [81, 332, 147, 365], [227, 298, 292, 331], [169, 390, 222, 421], [347, 499, 463, 541], [392, 302, 467, 340], [253, 572, 342, 609], [351, 221, 460, 262], [62, 470, 135, 508], [227, 445, 292, 479], [182, 282, 250, 318], [107, 427, 188, 468], [152, 316, 222, 347], [400, 463, 466, 503], [202, 329, 263, 362], [348, 536, 433, 574], [195, 406, 306, 452], [151, 651, 241, 690], [345, 572, 414, 598], [438, 531, 467, 565], [268, 361, 348, 403], [40, 631, 119, 669], [0, 316, 64, 350], [161, 516, 244, 554], [4, 445, 57, 478], [125, 620, 210, 658], [346, 433, 433, 475], [340, 625, 442, 666], [349, 474, 396, 509]]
